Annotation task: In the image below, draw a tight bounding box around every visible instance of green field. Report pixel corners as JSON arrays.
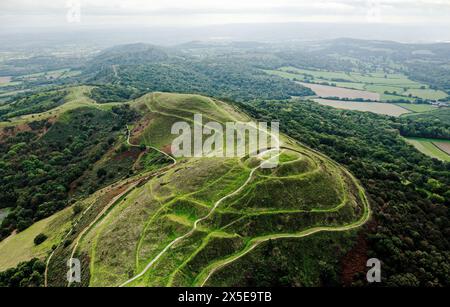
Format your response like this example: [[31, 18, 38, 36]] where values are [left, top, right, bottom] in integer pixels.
[[396, 103, 438, 113], [405, 88, 448, 100], [16, 69, 82, 81], [0, 81, 21, 88], [0, 89, 27, 98], [265, 66, 449, 103], [405, 137, 450, 162], [0, 207, 73, 271], [402, 107, 450, 121], [314, 99, 410, 117]]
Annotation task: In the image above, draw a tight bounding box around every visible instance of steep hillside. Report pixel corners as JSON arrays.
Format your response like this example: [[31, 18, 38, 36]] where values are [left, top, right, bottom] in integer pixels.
[[0, 87, 156, 240], [0, 90, 369, 287], [41, 92, 369, 287]]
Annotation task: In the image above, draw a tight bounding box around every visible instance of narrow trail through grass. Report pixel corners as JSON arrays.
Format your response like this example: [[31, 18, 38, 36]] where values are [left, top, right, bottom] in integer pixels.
[[195, 169, 370, 286], [44, 123, 177, 287], [163, 146, 367, 286], [120, 148, 281, 287], [44, 93, 370, 287], [67, 126, 177, 286]]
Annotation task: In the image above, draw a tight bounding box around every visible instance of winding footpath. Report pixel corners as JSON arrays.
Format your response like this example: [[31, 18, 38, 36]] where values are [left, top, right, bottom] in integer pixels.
[[45, 125, 177, 287], [120, 120, 281, 287], [195, 142, 371, 286], [126, 125, 177, 165], [120, 149, 280, 287], [46, 114, 370, 287], [197, 185, 370, 286]]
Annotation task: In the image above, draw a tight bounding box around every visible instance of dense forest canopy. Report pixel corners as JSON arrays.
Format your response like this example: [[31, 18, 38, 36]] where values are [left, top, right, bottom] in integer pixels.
[[0, 105, 138, 239]]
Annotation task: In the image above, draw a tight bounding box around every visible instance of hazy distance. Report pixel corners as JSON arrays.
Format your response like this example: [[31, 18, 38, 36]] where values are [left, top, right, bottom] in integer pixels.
[[1, 0, 450, 47]]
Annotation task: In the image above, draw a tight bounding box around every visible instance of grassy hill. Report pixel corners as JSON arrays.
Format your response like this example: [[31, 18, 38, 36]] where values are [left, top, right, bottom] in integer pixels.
[[0, 90, 369, 287], [43, 92, 369, 287], [0, 206, 72, 272], [0, 86, 125, 128]]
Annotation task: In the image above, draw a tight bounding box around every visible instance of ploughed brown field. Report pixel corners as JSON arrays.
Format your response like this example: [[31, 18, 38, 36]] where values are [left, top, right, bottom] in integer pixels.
[[433, 142, 450, 155], [0, 77, 11, 84], [314, 99, 410, 117], [299, 82, 380, 101]]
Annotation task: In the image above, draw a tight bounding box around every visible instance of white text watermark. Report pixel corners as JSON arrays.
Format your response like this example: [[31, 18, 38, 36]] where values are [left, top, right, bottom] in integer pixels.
[[171, 114, 280, 168]]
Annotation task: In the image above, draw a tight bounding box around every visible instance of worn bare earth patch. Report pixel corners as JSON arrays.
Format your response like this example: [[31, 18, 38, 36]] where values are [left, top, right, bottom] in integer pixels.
[[433, 142, 450, 155]]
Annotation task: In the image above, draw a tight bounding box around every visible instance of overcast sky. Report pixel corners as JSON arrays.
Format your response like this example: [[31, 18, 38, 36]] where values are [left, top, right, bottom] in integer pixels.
[[1, 0, 450, 29]]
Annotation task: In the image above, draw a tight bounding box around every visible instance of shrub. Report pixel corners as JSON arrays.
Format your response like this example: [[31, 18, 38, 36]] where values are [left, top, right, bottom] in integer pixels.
[[72, 203, 83, 216], [33, 233, 48, 245]]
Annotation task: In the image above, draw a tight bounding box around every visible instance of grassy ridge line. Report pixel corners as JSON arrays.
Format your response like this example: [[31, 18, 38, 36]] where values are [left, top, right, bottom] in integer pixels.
[[166, 149, 350, 285], [147, 93, 227, 124], [155, 95, 240, 123], [0, 86, 123, 128], [67, 126, 177, 286], [44, 186, 125, 286], [67, 182, 138, 286]]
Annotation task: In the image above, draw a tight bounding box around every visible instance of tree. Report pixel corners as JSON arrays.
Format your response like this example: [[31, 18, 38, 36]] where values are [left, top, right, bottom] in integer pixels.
[[33, 233, 48, 245], [72, 203, 83, 216], [96, 168, 107, 178]]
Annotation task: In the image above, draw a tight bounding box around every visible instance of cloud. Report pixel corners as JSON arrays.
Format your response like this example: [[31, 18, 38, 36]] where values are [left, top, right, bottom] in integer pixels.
[[1, 0, 449, 28]]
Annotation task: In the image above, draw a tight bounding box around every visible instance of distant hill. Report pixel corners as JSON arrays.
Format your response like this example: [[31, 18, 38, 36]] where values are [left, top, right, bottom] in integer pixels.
[[83, 42, 314, 102], [175, 40, 269, 50], [89, 43, 170, 67]]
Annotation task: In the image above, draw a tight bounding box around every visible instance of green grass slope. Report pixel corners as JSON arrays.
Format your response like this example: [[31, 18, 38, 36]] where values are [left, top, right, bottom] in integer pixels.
[[405, 137, 450, 162], [0, 206, 73, 271], [5, 91, 369, 287], [58, 92, 370, 287]]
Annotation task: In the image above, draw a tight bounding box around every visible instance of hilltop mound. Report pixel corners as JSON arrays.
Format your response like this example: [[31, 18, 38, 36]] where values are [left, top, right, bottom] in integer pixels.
[[90, 43, 170, 67]]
